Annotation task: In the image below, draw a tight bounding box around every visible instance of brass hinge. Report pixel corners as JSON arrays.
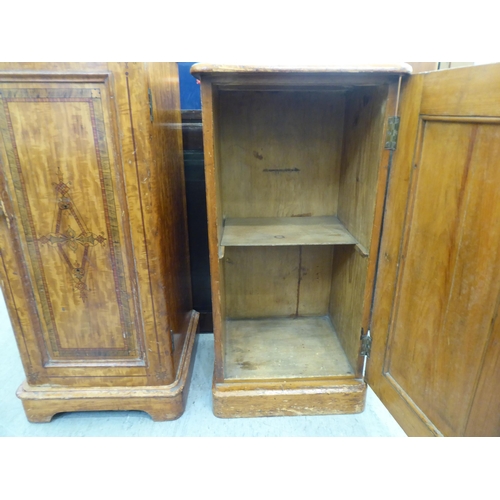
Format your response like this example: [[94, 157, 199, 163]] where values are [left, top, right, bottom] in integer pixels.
[[384, 116, 400, 150], [360, 329, 372, 358], [148, 88, 154, 123]]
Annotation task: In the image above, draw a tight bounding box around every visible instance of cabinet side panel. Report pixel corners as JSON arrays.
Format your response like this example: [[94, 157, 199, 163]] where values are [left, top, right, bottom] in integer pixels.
[[329, 247, 368, 370], [218, 90, 344, 218], [146, 63, 193, 374], [333, 84, 394, 375], [201, 81, 225, 380], [337, 85, 388, 249], [108, 63, 175, 384]]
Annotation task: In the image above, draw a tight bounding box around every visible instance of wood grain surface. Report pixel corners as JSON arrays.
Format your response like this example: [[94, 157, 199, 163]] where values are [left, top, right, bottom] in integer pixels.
[[198, 65, 399, 417], [213, 378, 366, 418], [0, 83, 138, 361], [223, 245, 334, 319], [191, 63, 412, 78], [0, 63, 198, 420], [221, 216, 358, 247], [368, 63, 500, 437], [224, 316, 354, 380], [337, 85, 388, 249], [200, 80, 226, 381], [17, 310, 199, 422], [330, 247, 370, 370], [465, 306, 500, 436], [421, 63, 500, 116], [218, 90, 345, 219], [366, 73, 436, 437]]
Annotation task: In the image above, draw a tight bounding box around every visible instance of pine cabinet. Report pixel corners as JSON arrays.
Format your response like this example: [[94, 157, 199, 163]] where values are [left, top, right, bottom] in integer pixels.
[[193, 63, 500, 436], [0, 63, 198, 422]]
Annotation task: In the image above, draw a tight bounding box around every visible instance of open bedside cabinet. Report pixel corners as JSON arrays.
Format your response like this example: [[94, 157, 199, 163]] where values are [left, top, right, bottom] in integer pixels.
[[193, 63, 500, 436]]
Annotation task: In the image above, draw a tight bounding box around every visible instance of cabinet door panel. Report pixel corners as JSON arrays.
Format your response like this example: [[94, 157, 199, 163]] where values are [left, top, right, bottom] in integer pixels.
[[369, 64, 500, 436], [0, 78, 145, 373]]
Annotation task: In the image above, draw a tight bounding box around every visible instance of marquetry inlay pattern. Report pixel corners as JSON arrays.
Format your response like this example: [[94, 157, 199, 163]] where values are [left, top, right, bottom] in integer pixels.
[[0, 86, 137, 359], [38, 179, 107, 302]]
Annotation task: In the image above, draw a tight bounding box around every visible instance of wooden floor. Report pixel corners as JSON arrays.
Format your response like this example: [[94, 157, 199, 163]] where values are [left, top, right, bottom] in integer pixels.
[[224, 316, 354, 380]]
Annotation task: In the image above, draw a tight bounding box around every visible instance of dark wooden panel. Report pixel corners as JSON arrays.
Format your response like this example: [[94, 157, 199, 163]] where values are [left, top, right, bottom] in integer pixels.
[[184, 150, 212, 320], [182, 110, 204, 150]]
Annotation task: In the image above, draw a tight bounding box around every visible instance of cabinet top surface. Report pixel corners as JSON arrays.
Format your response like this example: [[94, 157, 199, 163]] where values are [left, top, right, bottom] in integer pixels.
[[190, 62, 412, 78]]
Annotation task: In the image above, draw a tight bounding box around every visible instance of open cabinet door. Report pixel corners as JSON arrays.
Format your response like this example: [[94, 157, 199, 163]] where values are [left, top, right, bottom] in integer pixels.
[[368, 63, 500, 436]]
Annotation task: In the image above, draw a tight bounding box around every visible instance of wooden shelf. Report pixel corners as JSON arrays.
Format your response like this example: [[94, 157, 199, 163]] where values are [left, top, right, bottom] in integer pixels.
[[221, 216, 365, 251], [224, 316, 354, 380]]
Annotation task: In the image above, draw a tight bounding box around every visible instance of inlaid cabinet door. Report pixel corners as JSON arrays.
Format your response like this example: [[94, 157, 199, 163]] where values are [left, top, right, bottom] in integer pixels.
[[0, 73, 149, 384]]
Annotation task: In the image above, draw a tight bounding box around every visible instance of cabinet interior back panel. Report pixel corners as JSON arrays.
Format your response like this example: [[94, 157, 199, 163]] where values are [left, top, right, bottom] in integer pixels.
[[223, 246, 333, 319], [217, 90, 345, 218]]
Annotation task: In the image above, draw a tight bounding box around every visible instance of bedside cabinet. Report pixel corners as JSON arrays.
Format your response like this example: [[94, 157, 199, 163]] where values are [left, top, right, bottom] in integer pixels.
[[0, 62, 198, 422], [193, 62, 500, 436]]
